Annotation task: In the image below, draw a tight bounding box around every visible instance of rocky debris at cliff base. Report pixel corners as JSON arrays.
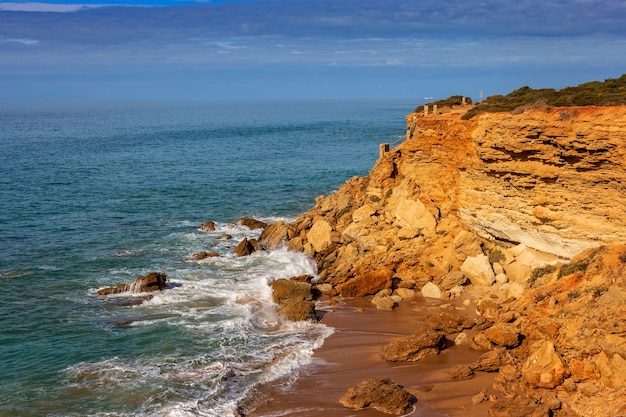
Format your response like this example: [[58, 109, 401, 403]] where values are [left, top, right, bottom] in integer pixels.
[[97, 272, 168, 296], [270, 278, 317, 321], [339, 378, 416, 416]]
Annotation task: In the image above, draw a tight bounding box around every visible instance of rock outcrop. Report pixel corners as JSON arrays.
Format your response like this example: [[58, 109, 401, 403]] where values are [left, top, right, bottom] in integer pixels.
[[270, 277, 317, 321], [97, 272, 168, 295], [263, 105, 626, 417], [339, 378, 415, 416]]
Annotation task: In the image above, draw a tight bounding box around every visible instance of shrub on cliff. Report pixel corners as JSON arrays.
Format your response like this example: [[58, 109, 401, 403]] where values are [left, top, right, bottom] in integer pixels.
[[462, 73, 626, 119], [414, 95, 472, 113]]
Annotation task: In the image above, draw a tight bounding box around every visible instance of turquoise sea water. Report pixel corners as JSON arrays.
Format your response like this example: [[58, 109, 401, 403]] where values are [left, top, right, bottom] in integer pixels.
[[0, 99, 416, 416]]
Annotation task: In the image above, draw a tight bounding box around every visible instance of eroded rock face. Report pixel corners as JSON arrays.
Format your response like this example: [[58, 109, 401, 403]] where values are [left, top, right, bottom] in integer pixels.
[[339, 378, 415, 416], [97, 272, 167, 295]]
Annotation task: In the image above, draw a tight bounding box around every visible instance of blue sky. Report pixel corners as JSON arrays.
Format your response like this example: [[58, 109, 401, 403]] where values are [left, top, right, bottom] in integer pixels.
[[1, 0, 625, 100]]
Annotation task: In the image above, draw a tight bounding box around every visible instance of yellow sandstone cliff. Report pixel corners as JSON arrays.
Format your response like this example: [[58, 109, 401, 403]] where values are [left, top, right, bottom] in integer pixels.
[[259, 104, 626, 416]]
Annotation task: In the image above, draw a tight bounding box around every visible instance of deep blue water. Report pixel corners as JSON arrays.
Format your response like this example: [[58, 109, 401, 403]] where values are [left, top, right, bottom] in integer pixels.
[[0, 99, 416, 416]]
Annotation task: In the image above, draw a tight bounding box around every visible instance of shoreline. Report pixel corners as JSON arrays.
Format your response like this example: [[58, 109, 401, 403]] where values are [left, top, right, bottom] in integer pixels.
[[244, 293, 497, 417]]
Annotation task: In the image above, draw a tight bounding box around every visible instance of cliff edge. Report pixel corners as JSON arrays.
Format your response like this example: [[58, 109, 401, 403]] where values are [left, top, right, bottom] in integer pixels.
[[261, 104, 626, 416]]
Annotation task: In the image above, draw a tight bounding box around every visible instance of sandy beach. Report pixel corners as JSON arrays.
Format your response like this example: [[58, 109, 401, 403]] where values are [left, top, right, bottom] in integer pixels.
[[245, 294, 497, 417]]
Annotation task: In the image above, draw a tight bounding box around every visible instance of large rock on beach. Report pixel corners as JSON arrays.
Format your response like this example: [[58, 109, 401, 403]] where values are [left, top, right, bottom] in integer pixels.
[[270, 278, 317, 321], [382, 327, 447, 362], [97, 272, 168, 295], [259, 221, 289, 250], [339, 378, 415, 416]]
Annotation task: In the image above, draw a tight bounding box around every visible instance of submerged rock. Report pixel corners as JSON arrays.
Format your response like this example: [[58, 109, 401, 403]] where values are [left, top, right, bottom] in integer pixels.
[[237, 217, 268, 230], [97, 272, 168, 296]]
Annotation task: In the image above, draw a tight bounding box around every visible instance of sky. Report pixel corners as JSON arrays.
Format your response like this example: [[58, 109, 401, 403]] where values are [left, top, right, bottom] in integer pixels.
[[1, 0, 625, 100]]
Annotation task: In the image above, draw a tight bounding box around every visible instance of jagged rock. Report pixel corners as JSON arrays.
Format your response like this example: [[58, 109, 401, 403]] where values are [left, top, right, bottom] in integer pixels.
[[382, 327, 447, 362], [270, 278, 316, 321], [191, 251, 219, 260], [393, 197, 437, 237], [237, 217, 268, 230], [422, 311, 474, 333], [439, 271, 468, 290], [595, 351, 626, 389], [462, 254, 496, 286], [421, 282, 442, 299], [471, 389, 488, 405], [472, 347, 509, 372], [259, 221, 289, 250], [234, 238, 262, 256], [339, 378, 415, 416], [336, 267, 393, 297], [521, 340, 568, 388], [97, 272, 168, 295], [483, 323, 521, 348], [199, 220, 216, 231], [306, 220, 333, 253], [476, 298, 501, 320]]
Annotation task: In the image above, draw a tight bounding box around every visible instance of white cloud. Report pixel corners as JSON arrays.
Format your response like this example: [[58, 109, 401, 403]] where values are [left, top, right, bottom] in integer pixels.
[[4, 38, 40, 45], [0, 2, 101, 12]]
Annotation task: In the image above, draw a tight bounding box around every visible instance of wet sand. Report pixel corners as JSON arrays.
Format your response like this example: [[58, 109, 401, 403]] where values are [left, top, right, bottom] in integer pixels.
[[244, 295, 496, 417]]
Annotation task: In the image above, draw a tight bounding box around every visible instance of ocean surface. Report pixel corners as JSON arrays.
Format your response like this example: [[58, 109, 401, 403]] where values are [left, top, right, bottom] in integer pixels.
[[0, 99, 416, 416]]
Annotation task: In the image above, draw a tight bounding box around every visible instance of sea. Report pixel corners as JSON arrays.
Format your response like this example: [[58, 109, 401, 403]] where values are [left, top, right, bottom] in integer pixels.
[[0, 99, 417, 417]]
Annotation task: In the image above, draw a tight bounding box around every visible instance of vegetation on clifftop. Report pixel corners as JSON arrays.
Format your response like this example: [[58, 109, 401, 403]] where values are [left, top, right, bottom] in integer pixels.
[[461, 73, 626, 119]]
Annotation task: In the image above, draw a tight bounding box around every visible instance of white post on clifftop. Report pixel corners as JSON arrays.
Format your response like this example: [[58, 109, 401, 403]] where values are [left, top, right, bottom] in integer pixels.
[[424, 105, 429, 116], [379, 143, 390, 159]]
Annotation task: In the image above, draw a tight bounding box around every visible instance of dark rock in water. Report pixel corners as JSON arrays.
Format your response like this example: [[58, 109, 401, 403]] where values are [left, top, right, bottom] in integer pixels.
[[259, 221, 289, 250], [270, 278, 317, 321], [339, 378, 416, 415], [200, 220, 216, 231], [97, 272, 167, 296], [237, 217, 268, 230], [234, 238, 262, 256], [191, 251, 219, 260], [382, 326, 447, 362]]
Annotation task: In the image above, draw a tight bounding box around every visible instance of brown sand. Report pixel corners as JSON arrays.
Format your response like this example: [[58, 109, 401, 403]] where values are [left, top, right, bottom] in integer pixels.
[[244, 295, 496, 417]]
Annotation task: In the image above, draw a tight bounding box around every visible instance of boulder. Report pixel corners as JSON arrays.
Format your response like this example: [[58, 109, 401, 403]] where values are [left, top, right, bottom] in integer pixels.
[[422, 311, 474, 333], [234, 238, 262, 256], [439, 271, 468, 290], [521, 340, 569, 388], [259, 221, 289, 250], [337, 267, 393, 298], [200, 220, 216, 231], [270, 278, 317, 321], [382, 327, 447, 362], [394, 198, 437, 237], [489, 399, 551, 417], [421, 282, 442, 299], [237, 217, 268, 230], [339, 378, 415, 416], [461, 254, 496, 286], [97, 272, 168, 295], [395, 288, 415, 300], [483, 323, 521, 348], [372, 295, 397, 311], [472, 347, 509, 372], [306, 220, 334, 253]]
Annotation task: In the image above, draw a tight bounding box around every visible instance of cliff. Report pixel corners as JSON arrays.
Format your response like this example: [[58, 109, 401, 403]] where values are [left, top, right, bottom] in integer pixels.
[[260, 104, 626, 416]]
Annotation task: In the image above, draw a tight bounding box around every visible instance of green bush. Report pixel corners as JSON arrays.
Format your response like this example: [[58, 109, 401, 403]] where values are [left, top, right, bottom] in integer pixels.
[[529, 264, 557, 284], [558, 260, 589, 278], [488, 249, 505, 264]]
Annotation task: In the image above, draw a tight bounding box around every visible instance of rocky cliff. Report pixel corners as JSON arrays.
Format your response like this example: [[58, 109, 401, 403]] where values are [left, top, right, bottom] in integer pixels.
[[260, 104, 626, 416]]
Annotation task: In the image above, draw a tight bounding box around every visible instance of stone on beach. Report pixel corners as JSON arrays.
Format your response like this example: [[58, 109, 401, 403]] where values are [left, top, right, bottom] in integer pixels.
[[270, 278, 317, 321], [339, 378, 415, 416], [234, 238, 262, 256], [382, 327, 447, 362]]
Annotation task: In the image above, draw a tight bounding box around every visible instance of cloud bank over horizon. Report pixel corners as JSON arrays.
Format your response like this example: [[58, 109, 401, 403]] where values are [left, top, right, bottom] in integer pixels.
[[1, 0, 625, 100]]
